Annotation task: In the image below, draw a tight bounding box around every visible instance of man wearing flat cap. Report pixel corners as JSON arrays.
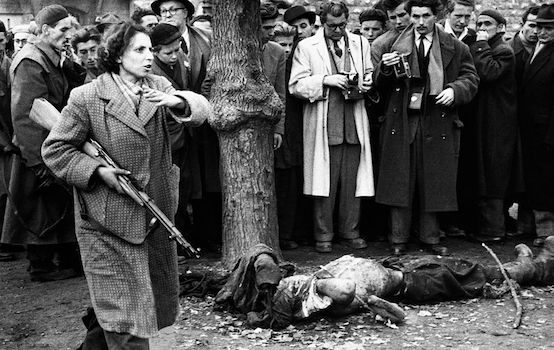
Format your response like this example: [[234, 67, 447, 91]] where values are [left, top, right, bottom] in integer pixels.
[[152, 0, 221, 251], [2, 4, 80, 281], [463, 9, 522, 243], [519, 3, 554, 247], [284, 5, 316, 40]]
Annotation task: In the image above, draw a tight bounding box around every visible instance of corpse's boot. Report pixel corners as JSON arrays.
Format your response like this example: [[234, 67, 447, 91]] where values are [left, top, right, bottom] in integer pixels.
[[502, 244, 536, 285], [535, 236, 554, 263], [532, 236, 554, 285]]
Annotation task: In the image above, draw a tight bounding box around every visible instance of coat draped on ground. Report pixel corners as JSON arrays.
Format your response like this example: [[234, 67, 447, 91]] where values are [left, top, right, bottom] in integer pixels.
[[373, 24, 479, 211], [468, 33, 523, 199], [42, 73, 208, 337], [518, 42, 554, 211], [289, 30, 374, 198]]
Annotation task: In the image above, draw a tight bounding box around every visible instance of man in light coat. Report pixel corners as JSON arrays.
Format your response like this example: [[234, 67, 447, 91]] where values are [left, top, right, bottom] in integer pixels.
[[289, 1, 374, 253]]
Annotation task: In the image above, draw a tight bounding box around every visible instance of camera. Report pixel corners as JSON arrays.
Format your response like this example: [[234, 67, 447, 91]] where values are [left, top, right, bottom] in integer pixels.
[[342, 73, 365, 100], [393, 53, 412, 79]]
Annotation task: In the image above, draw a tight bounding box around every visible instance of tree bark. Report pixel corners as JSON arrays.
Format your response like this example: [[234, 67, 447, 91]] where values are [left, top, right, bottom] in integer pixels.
[[209, 0, 283, 267]]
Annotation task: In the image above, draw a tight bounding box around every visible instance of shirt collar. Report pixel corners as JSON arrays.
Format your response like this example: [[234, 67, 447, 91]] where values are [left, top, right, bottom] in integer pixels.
[[414, 30, 434, 43]]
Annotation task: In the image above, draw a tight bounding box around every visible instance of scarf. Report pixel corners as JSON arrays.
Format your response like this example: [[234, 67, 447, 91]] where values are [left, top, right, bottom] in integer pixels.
[[391, 24, 444, 95], [111, 72, 145, 111]]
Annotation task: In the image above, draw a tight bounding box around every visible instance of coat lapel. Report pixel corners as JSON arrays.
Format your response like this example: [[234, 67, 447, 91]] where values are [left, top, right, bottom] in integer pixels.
[[314, 31, 332, 75], [97, 74, 147, 137], [523, 42, 554, 85], [437, 28, 455, 70]]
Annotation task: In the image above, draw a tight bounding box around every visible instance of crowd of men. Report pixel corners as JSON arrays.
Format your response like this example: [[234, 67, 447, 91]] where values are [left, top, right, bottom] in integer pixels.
[[0, 0, 553, 280]]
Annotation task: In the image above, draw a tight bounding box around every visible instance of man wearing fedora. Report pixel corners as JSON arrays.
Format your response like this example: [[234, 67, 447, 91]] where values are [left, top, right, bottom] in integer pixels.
[[284, 5, 317, 41], [152, 0, 223, 251], [519, 3, 554, 247]]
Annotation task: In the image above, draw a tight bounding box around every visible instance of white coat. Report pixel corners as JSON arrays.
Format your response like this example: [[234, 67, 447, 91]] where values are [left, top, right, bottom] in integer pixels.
[[289, 30, 375, 197]]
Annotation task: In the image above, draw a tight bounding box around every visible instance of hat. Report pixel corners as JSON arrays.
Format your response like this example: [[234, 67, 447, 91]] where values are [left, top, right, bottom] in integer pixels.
[[11, 24, 31, 34], [97, 13, 123, 33], [284, 6, 316, 25], [479, 9, 506, 26], [150, 23, 182, 47], [535, 4, 554, 24], [151, 0, 195, 19], [35, 4, 69, 28]]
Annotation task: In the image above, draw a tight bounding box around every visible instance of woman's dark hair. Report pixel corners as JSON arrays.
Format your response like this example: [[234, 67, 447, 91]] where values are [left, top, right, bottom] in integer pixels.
[[99, 21, 148, 73]]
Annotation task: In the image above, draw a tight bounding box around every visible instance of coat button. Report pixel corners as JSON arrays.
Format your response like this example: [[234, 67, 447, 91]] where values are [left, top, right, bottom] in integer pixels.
[[441, 112, 446, 118], [395, 87, 400, 92], [391, 129, 396, 135], [393, 108, 398, 113], [441, 134, 447, 140]]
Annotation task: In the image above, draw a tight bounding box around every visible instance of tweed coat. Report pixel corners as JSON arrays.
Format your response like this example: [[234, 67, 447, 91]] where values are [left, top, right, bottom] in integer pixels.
[[468, 33, 520, 199], [518, 42, 554, 211], [289, 30, 375, 198], [2, 40, 75, 244], [374, 24, 479, 211], [42, 73, 206, 337]]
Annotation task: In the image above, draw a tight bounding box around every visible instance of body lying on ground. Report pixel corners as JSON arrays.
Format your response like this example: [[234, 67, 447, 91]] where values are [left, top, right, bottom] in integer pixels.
[[214, 238, 554, 329]]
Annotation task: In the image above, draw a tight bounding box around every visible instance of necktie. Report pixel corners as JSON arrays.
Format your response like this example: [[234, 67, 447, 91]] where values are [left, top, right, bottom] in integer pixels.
[[333, 40, 342, 57], [181, 38, 189, 55], [418, 36, 426, 59]]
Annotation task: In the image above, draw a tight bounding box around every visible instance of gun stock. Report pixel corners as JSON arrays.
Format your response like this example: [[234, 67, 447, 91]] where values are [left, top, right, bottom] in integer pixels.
[[32, 98, 200, 258]]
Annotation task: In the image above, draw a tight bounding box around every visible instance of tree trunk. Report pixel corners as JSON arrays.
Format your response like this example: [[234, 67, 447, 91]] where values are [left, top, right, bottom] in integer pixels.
[[209, 0, 283, 267]]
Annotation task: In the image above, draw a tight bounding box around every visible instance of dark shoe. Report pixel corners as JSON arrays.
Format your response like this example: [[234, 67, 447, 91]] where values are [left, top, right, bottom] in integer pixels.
[[30, 268, 79, 282], [280, 240, 299, 250], [470, 234, 504, 243], [0, 252, 15, 262], [533, 237, 546, 247], [445, 226, 466, 238], [424, 244, 449, 256], [340, 238, 368, 249], [315, 241, 332, 253], [506, 230, 533, 238], [392, 243, 407, 256]]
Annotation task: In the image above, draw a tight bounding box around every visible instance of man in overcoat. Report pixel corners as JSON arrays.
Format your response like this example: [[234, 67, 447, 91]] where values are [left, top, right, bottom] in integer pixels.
[[467, 10, 520, 242], [152, 0, 222, 251], [2, 5, 81, 280], [289, 1, 375, 253], [518, 4, 554, 247], [374, 0, 479, 256]]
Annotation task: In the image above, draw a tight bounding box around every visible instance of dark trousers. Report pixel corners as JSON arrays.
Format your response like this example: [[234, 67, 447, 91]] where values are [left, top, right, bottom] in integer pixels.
[[276, 166, 305, 242], [389, 127, 440, 245], [313, 143, 361, 242], [191, 192, 222, 249], [477, 198, 505, 237], [79, 308, 149, 350], [27, 242, 80, 273]]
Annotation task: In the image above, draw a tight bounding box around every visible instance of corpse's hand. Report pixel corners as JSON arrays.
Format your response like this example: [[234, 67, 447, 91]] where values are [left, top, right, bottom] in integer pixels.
[[435, 88, 455, 106], [96, 166, 131, 194], [143, 87, 184, 108]]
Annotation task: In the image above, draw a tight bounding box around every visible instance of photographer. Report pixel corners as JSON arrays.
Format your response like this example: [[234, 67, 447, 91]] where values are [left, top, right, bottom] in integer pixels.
[[373, 0, 479, 256], [289, 1, 374, 253]]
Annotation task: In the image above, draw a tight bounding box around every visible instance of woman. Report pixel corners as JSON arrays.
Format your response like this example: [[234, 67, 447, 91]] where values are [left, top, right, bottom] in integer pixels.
[[42, 22, 211, 348]]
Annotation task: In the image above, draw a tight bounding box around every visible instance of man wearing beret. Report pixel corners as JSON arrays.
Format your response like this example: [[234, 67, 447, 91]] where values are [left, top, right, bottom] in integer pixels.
[[465, 10, 521, 243], [284, 5, 316, 41], [2, 4, 80, 281], [374, 0, 479, 256], [152, 0, 222, 251], [519, 4, 554, 247]]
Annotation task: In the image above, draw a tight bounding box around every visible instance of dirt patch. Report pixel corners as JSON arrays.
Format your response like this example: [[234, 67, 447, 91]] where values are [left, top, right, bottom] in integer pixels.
[[1, 238, 554, 349]]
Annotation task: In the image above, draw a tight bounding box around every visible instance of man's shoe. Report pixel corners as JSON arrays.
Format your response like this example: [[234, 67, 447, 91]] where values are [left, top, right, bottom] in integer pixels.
[[445, 226, 466, 238], [315, 241, 332, 253], [533, 237, 546, 247], [30, 268, 79, 282], [340, 238, 368, 250], [470, 234, 504, 243], [280, 240, 299, 250], [392, 244, 407, 256], [424, 244, 449, 256]]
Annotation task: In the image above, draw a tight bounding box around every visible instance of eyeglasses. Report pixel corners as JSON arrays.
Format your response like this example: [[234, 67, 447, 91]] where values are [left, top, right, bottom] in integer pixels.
[[160, 8, 185, 16], [326, 22, 347, 30]]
